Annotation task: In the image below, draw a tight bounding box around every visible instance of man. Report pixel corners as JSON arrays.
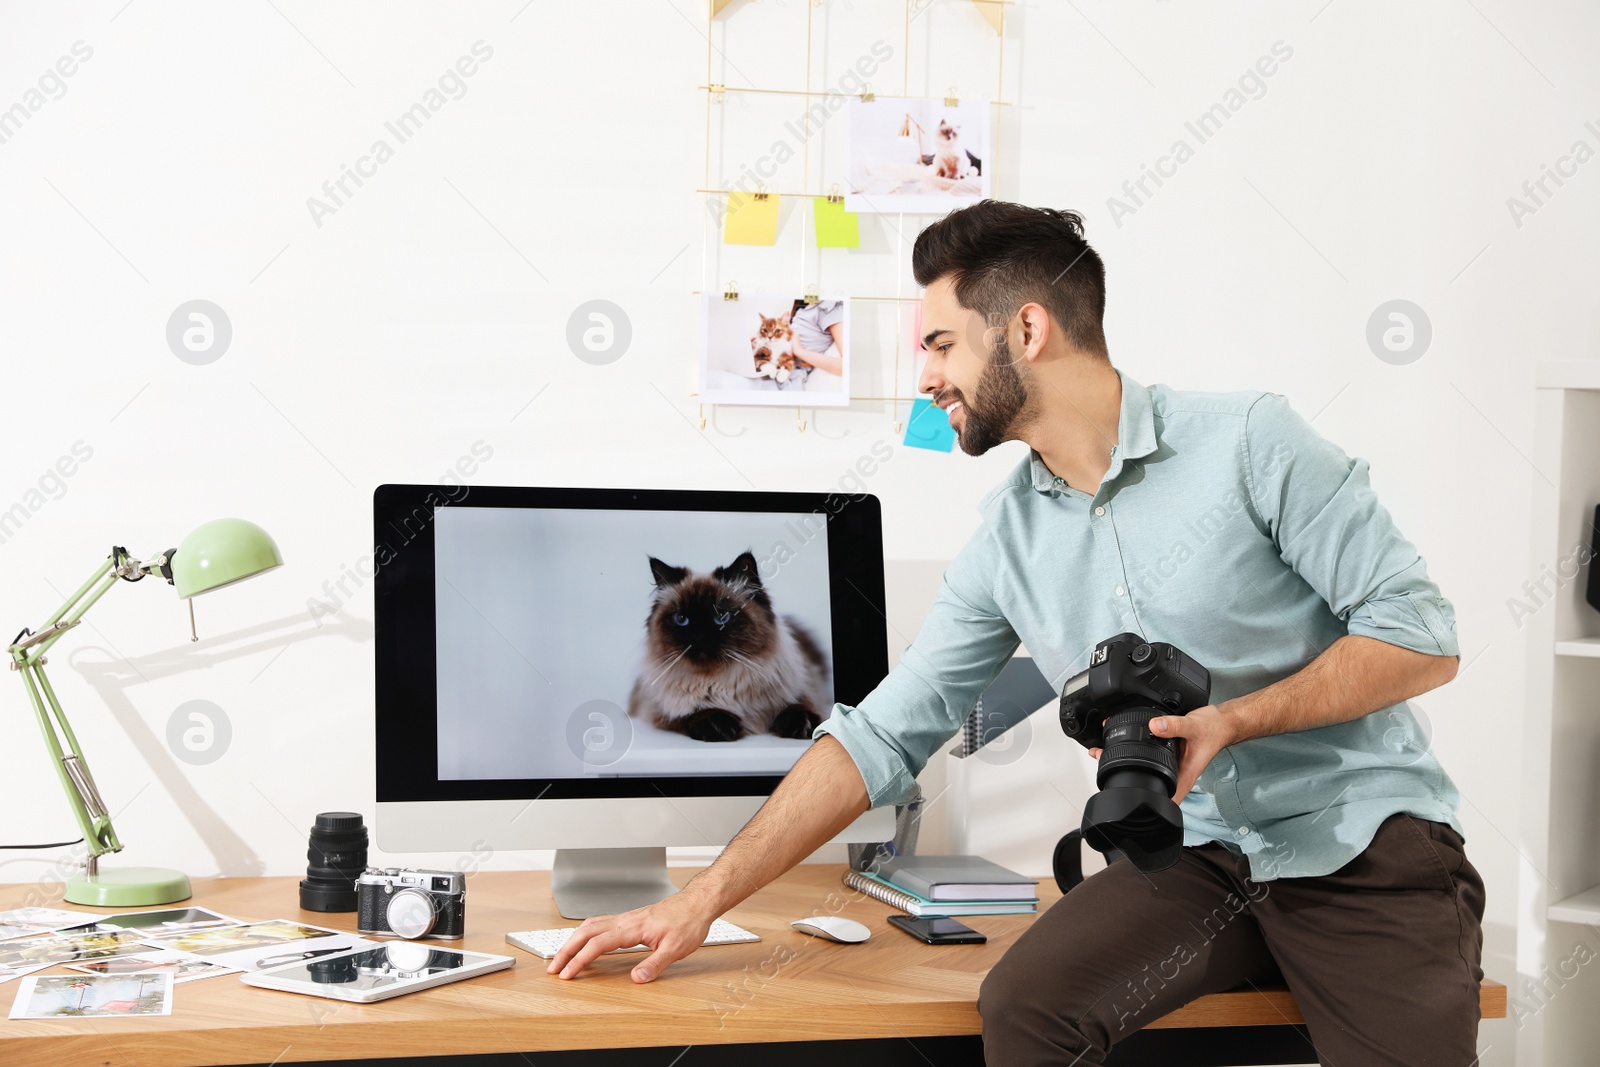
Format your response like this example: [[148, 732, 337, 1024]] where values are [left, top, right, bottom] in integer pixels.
[[550, 200, 1483, 1065]]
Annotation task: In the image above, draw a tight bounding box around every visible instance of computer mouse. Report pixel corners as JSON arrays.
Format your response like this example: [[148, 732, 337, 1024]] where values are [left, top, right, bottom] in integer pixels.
[[790, 915, 871, 943]]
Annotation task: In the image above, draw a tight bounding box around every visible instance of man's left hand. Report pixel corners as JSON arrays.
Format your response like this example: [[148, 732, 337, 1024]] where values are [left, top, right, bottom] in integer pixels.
[[1150, 705, 1239, 801]]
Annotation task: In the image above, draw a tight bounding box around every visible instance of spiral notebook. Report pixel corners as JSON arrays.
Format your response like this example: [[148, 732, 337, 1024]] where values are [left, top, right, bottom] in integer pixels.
[[841, 870, 1038, 917]]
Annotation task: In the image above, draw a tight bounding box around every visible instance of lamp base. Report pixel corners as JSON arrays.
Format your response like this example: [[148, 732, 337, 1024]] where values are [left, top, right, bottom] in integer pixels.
[[65, 866, 191, 907]]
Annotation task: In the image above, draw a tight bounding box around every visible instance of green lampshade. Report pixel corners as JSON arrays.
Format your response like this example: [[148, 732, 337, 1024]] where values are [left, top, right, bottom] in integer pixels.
[[171, 518, 282, 598]]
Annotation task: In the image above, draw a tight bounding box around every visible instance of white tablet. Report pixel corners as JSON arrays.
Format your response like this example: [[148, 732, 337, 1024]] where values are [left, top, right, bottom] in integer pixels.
[[240, 942, 514, 1003]]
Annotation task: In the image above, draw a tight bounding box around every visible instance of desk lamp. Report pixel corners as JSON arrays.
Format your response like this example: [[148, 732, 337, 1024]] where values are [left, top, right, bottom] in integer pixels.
[[8, 519, 282, 906]]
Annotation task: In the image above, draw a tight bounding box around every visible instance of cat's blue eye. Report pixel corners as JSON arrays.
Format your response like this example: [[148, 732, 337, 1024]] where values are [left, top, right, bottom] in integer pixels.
[[713, 609, 731, 626], [672, 612, 690, 627]]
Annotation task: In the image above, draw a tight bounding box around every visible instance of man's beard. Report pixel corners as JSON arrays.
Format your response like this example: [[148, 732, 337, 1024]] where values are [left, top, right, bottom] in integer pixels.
[[953, 337, 1032, 456]]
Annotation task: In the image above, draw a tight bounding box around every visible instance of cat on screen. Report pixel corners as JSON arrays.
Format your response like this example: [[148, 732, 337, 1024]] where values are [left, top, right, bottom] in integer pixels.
[[627, 550, 831, 742]]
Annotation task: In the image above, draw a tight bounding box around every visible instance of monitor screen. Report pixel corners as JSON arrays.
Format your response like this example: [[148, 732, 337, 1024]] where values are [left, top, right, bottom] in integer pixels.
[[374, 485, 887, 803], [435, 504, 835, 780]]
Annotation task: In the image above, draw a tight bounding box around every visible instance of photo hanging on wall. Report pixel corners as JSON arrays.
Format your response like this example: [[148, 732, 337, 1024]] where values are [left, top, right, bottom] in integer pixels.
[[844, 96, 990, 214], [699, 293, 851, 408]]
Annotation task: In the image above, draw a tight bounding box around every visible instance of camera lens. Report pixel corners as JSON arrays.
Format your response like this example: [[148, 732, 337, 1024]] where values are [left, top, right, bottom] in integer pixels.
[[299, 811, 368, 912], [1098, 709, 1178, 789], [385, 888, 439, 939], [1081, 708, 1185, 871]]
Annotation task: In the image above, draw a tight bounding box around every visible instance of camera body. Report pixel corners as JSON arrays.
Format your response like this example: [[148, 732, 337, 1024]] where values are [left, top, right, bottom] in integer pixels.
[[356, 867, 466, 940], [1060, 632, 1211, 759], [1058, 632, 1211, 872]]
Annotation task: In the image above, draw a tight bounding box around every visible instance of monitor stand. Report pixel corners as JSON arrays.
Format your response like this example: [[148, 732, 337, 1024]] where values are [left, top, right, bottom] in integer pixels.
[[551, 847, 677, 920]]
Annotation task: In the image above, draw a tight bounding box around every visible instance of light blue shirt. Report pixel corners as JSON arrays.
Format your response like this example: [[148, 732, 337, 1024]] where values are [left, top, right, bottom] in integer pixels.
[[815, 368, 1462, 881]]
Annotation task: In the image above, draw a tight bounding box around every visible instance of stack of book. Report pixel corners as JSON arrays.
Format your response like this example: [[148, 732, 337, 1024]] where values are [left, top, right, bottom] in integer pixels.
[[842, 854, 1040, 916]]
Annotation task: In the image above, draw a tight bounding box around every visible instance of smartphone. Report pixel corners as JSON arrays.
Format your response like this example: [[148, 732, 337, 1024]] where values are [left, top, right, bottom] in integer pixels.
[[886, 914, 987, 945]]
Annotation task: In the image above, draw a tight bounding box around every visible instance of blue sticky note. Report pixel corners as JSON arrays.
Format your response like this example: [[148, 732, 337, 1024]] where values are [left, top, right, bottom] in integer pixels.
[[903, 398, 956, 452]]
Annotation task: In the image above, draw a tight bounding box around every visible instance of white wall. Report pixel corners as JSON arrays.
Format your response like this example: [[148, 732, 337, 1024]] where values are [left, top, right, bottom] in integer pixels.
[[4, 2, 1592, 1061]]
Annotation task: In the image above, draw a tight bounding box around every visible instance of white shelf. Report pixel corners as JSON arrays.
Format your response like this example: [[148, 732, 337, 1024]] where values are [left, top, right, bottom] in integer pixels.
[[1549, 885, 1600, 924], [1518, 378, 1600, 1063], [1538, 360, 1600, 391]]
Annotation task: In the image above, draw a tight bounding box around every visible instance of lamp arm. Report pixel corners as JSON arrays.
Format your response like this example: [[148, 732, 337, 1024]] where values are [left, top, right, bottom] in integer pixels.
[[8, 552, 145, 860], [16, 658, 120, 857]]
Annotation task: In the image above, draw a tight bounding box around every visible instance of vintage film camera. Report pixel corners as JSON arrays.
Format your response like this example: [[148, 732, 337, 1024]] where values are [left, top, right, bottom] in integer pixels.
[[356, 867, 466, 940]]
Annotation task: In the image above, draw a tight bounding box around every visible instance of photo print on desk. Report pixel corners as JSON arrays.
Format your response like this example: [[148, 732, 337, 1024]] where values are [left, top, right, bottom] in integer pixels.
[[140, 919, 369, 972], [10, 972, 174, 1020], [77, 906, 239, 935], [0, 907, 105, 941], [699, 293, 850, 407], [67, 950, 242, 984], [0, 929, 150, 969], [844, 96, 990, 214]]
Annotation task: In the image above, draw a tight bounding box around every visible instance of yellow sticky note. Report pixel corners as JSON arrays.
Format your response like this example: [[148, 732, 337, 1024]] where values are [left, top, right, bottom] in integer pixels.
[[723, 192, 780, 246], [813, 197, 860, 248]]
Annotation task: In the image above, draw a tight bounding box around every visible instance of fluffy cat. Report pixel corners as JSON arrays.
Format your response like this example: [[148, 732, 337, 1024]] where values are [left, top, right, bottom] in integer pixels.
[[626, 550, 831, 743], [751, 311, 797, 383], [932, 119, 977, 180]]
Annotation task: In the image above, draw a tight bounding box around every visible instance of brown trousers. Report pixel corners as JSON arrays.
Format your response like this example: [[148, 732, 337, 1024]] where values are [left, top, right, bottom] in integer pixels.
[[978, 814, 1485, 1066]]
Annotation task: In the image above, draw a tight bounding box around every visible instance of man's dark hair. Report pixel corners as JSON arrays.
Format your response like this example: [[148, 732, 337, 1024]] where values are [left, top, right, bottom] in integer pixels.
[[912, 200, 1108, 357]]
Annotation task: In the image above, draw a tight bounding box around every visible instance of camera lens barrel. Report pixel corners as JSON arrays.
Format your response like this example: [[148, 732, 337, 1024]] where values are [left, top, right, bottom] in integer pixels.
[[299, 811, 368, 912], [1096, 708, 1178, 793], [1083, 707, 1186, 869]]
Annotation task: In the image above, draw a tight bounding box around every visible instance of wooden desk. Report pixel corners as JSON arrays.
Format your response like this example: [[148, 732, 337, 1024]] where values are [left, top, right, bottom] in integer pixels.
[[0, 865, 1504, 1067]]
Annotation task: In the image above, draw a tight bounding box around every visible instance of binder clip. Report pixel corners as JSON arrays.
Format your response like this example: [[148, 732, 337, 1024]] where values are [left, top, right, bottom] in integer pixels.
[[803, 286, 820, 306], [860, 84, 875, 103], [723, 281, 739, 301], [827, 184, 844, 204], [945, 87, 960, 106]]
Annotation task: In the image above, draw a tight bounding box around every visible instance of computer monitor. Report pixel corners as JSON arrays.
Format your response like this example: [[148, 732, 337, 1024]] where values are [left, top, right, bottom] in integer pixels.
[[373, 484, 896, 917]]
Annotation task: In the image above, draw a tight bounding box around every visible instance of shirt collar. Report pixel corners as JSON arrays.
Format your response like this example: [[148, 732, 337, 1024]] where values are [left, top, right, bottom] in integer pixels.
[[1028, 368, 1157, 494]]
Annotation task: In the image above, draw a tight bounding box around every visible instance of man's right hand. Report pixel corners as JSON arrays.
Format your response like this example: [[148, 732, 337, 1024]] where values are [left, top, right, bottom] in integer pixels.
[[546, 888, 716, 984], [543, 736, 871, 984]]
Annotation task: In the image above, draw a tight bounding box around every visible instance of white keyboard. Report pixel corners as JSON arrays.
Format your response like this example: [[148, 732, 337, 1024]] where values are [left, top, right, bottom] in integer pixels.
[[505, 918, 760, 959]]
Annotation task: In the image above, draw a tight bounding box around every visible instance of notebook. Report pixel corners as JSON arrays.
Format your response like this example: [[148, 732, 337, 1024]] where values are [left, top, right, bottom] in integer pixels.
[[877, 855, 1040, 902], [842, 870, 1037, 917]]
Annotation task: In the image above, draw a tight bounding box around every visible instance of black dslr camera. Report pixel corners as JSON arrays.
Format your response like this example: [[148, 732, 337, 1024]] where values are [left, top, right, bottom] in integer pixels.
[[1059, 632, 1211, 873]]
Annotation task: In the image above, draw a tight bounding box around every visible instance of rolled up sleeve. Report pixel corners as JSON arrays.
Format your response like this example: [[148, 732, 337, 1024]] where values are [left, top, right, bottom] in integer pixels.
[[1243, 392, 1458, 658], [814, 529, 1020, 808]]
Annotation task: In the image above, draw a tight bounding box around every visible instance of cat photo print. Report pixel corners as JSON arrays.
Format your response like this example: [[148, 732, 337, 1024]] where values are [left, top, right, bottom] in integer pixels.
[[844, 96, 989, 213], [698, 293, 850, 406]]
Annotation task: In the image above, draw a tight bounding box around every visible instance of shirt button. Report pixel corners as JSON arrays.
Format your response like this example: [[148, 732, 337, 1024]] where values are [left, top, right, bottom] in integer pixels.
[[1094, 506, 1105, 516], [1114, 585, 1126, 597]]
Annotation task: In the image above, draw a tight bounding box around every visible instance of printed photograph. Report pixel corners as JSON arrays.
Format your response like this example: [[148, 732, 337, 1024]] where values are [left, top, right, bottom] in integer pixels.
[[0, 929, 149, 969], [698, 294, 850, 407], [141, 920, 368, 973], [844, 97, 990, 214], [67, 951, 241, 984], [85, 907, 239, 934], [9, 972, 173, 1020], [141, 920, 341, 957], [0, 907, 104, 941]]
